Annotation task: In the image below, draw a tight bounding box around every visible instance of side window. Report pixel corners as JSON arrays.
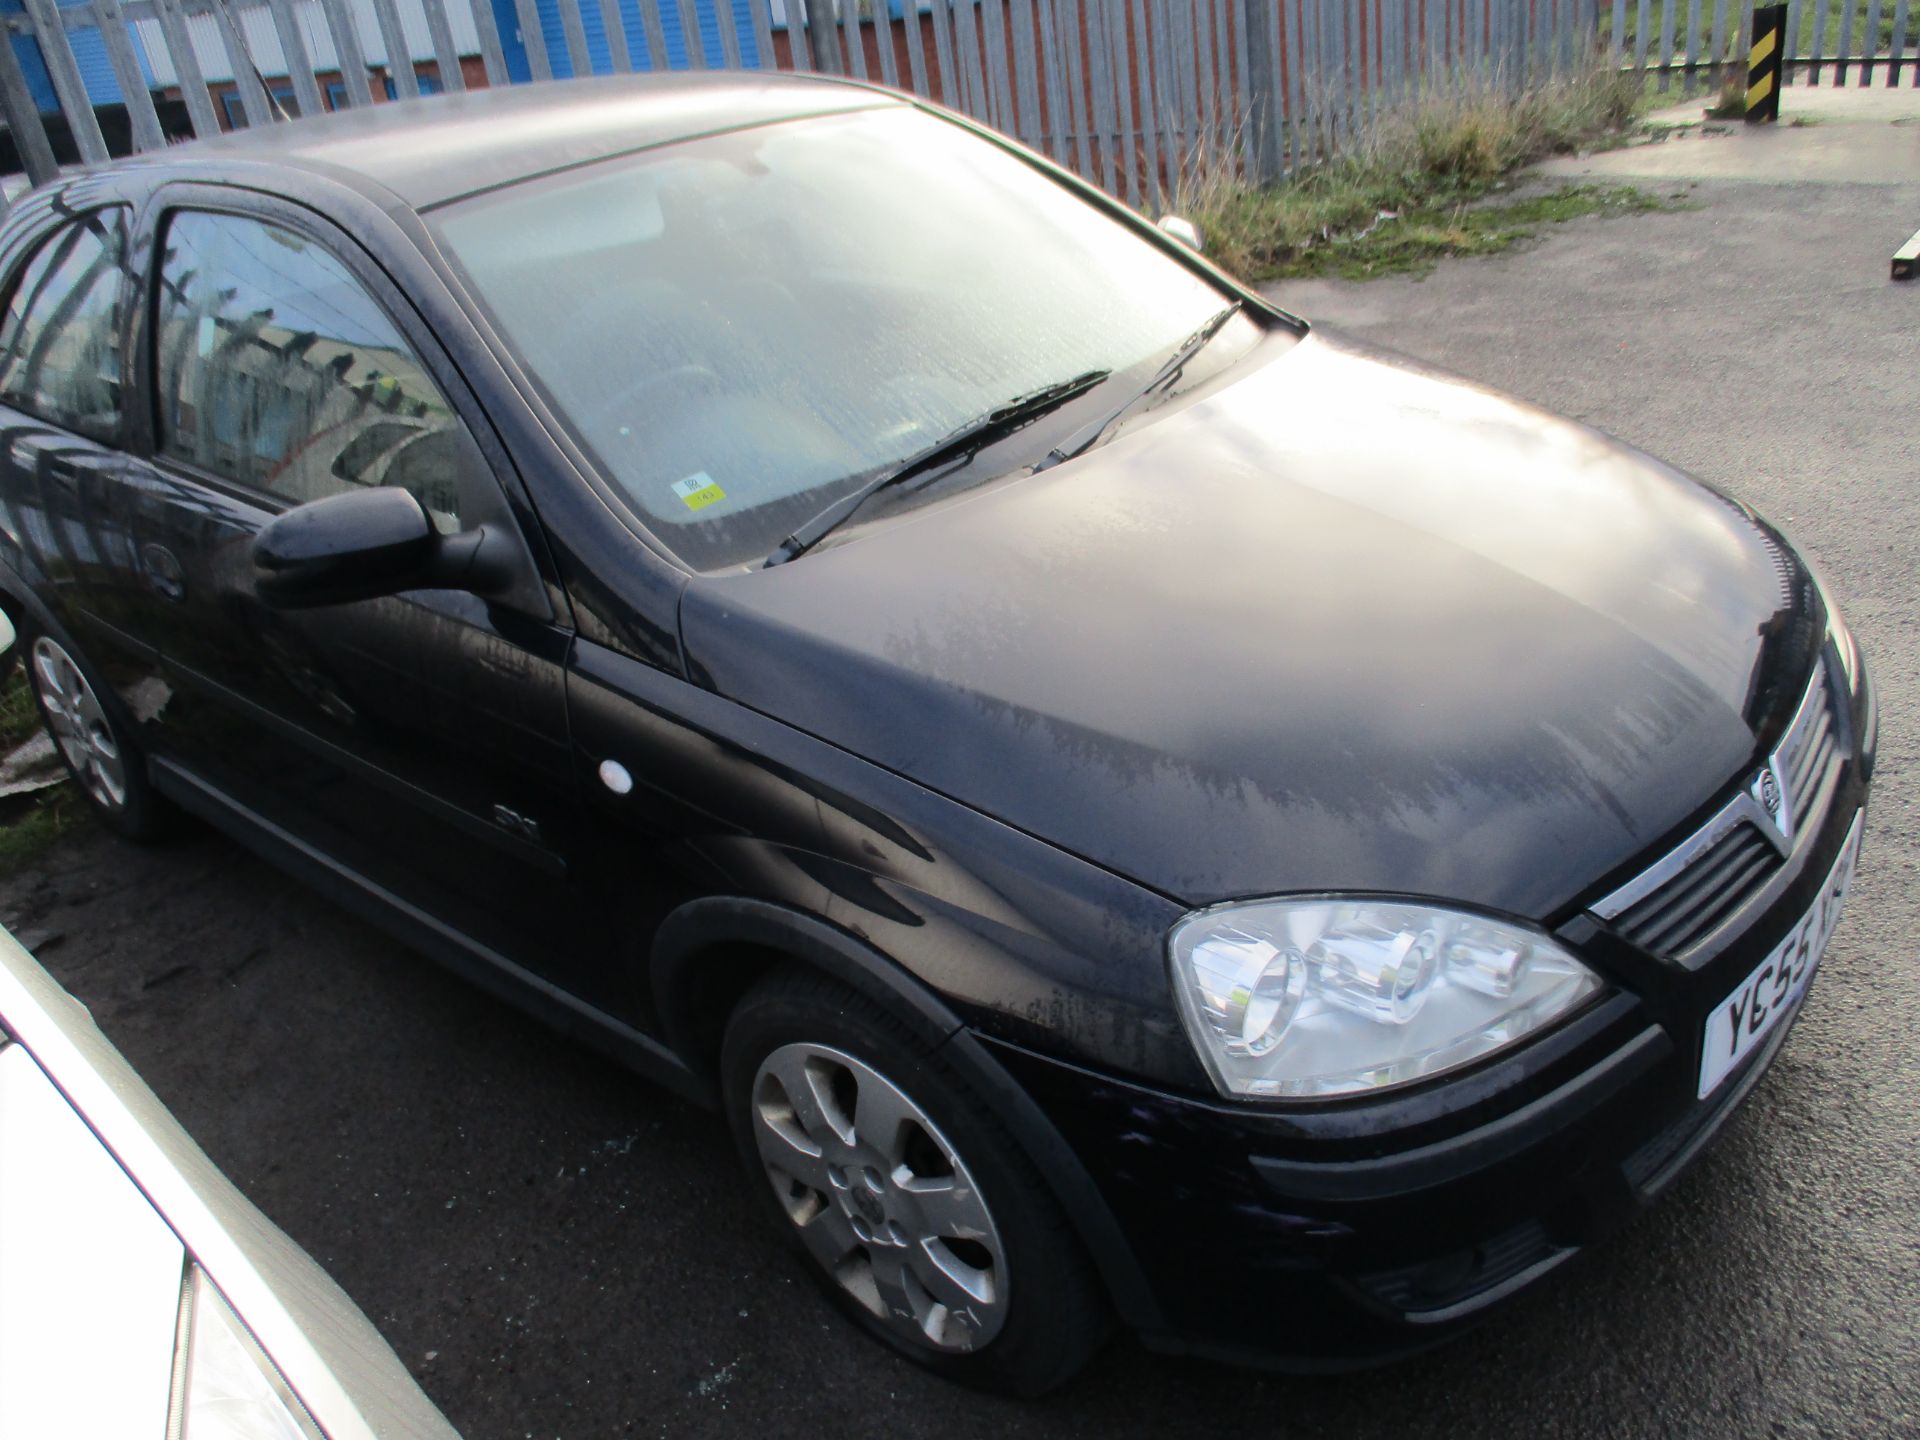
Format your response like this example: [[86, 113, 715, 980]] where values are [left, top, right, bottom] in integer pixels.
[[155, 210, 476, 532], [0, 209, 128, 439]]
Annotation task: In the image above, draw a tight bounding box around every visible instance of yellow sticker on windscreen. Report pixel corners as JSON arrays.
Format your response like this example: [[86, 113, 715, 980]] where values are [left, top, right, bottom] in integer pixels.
[[673, 472, 726, 512]]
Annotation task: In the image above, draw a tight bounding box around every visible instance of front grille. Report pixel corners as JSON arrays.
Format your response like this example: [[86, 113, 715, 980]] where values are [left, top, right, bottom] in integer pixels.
[[1592, 657, 1842, 959], [1609, 822, 1775, 955], [1779, 668, 1838, 808]]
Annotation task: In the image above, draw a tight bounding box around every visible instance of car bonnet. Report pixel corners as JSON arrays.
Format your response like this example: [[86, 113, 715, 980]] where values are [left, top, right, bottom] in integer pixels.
[[681, 331, 1807, 920]]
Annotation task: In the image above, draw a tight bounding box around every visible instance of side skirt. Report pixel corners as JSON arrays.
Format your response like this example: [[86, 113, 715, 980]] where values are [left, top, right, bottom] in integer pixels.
[[149, 755, 712, 1107]]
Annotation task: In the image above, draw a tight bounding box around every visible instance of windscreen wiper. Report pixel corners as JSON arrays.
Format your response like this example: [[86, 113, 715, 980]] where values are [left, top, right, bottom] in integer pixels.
[[1033, 301, 1243, 473], [762, 369, 1112, 567]]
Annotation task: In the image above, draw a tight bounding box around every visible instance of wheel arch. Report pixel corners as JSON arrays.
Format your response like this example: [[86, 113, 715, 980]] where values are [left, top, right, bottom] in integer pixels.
[[651, 898, 966, 1082], [0, 560, 137, 716], [0, 572, 19, 675], [0, 552, 56, 635], [649, 895, 1167, 1335], [0, 555, 64, 681]]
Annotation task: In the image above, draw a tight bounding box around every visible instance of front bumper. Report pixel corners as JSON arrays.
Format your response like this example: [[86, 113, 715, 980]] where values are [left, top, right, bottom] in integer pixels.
[[987, 666, 1874, 1371]]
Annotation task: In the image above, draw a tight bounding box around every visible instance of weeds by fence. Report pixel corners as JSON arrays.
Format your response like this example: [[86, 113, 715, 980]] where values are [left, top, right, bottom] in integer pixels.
[[1176, 65, 1648, 279]]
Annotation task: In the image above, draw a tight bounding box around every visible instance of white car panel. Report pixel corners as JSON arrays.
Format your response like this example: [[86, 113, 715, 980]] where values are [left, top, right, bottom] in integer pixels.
[[0, 928, 461, 1440], [0, 1041, 186, 1440]]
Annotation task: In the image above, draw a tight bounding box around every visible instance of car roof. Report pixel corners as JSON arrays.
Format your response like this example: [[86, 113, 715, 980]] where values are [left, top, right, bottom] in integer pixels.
[[113, 71, 903, 211]]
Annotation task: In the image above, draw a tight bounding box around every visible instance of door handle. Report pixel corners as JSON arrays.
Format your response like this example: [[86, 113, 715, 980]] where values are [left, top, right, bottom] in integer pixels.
[[140, 542, 186, 602]]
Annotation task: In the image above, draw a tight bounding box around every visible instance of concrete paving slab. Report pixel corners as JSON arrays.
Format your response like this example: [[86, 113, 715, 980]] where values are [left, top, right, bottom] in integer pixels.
[[1543, 85, 1920, 184]]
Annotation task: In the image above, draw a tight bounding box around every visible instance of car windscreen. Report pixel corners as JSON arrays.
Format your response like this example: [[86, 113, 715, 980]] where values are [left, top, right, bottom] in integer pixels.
[[430, 106, 1251, 570]]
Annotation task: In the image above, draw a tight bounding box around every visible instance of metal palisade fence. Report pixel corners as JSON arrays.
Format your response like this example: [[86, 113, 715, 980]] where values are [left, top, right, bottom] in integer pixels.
[[0, 0, 1610, 209], [0, 2, 1908, 212], [1604, 1, 1920, 92]]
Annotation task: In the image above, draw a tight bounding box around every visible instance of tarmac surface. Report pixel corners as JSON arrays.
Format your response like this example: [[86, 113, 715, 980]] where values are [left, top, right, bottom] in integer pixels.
[[5, 85, 1917, 1440]]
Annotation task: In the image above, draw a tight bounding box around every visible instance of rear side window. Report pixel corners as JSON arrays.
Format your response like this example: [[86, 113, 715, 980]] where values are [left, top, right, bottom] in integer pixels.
[[154, 210, 475, 531], [0, 209, 129, 440]]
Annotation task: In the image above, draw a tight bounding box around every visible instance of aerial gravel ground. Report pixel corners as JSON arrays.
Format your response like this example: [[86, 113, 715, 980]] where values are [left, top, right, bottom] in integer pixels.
[[3, 101, 1915, 1439]]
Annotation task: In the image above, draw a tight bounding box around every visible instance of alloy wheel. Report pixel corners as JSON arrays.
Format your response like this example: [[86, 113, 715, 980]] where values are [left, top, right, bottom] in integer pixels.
[[750, 1042, 1008, 1353], [30, 635, 127, 813]]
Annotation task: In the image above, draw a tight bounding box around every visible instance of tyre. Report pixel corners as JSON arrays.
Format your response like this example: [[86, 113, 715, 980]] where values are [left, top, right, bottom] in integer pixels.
[[721, 964, 1111, 1396], [20, 617, 167, 841]]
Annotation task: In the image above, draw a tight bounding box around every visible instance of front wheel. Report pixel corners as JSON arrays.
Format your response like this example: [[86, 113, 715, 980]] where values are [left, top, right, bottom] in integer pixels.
[[721, 965, 1110, 1395]]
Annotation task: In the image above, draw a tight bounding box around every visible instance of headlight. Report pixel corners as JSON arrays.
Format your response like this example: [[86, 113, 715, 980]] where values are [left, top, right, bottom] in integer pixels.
[[1169, 899, 1603, 1098], [170, 1265, 322, 1440]]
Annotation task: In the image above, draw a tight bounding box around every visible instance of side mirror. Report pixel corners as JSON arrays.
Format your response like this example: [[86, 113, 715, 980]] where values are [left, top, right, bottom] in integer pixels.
[[1156, 214, 1206, 254], [252, 488, 509, 610]]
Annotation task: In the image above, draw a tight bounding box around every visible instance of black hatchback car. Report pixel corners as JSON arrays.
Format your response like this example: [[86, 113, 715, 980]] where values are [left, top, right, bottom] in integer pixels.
[[0, 73, 1873, 1395]]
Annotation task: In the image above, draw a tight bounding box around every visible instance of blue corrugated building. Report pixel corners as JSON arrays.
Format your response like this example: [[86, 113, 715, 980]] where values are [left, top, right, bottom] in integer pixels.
[[492, 0, 766, 80], [3, 0, 157, 112], [2, 0, 778, 120]]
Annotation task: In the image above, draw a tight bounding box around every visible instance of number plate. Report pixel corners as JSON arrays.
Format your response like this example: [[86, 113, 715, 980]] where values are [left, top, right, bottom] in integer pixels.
[[1697, 812, 1863, 1099]]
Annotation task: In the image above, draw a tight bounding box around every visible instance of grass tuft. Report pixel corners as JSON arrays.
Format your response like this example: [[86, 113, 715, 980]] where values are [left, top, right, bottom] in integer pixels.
[[1177, 67, 1661, 283], [1703, 75, 1747, 121], [0, 786, 78, 876]]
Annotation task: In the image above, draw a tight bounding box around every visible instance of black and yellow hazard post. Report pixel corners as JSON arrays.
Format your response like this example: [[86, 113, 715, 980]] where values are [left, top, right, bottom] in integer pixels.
[[1746, 5, 1787, 124], [1894, 229, 1920, 282]]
